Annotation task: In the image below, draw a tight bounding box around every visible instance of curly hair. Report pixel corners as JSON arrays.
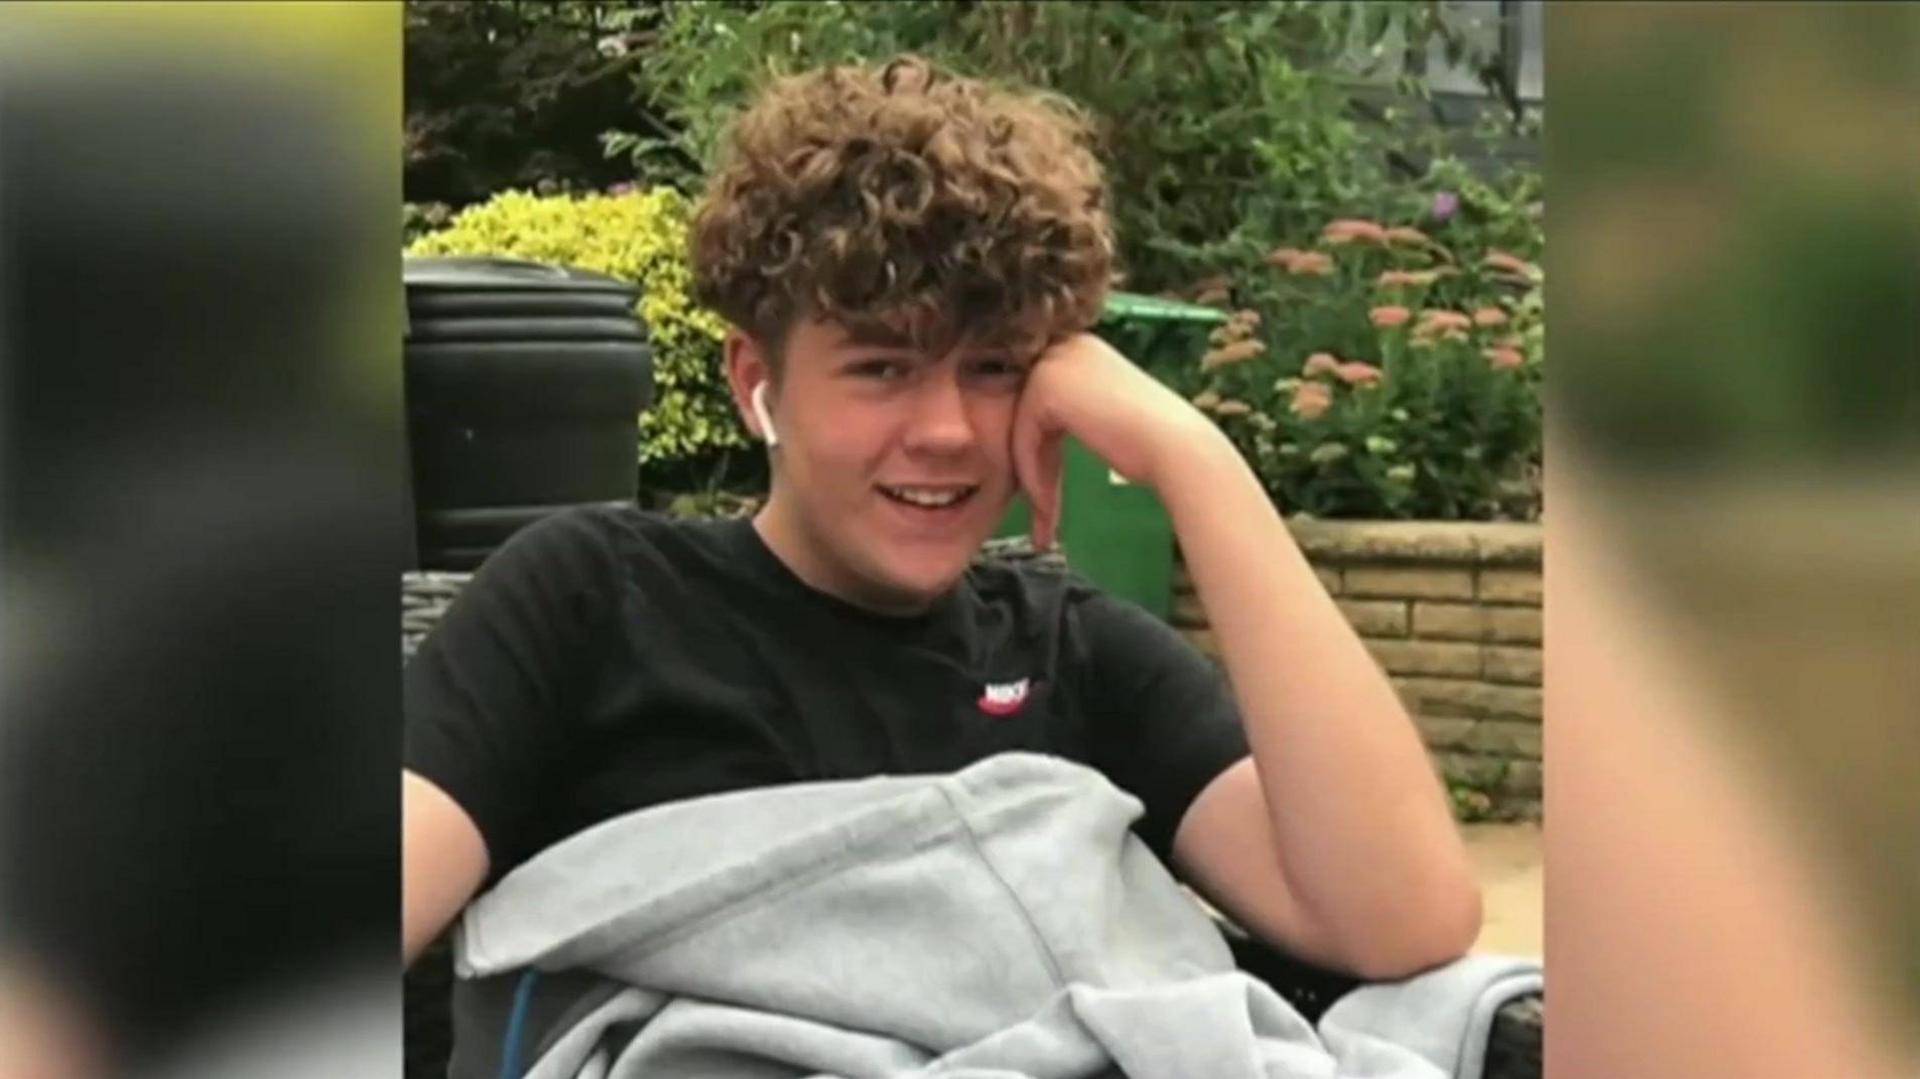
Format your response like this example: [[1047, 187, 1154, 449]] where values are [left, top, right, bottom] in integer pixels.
[[689, 55, 1115, 363]]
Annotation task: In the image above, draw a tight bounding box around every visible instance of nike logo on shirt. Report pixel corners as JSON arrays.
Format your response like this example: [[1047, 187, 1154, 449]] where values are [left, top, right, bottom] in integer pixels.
[[977, 678, 1031, 717]]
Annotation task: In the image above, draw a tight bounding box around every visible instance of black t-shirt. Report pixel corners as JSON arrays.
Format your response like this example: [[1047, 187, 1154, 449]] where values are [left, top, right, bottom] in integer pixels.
[[404, 505, 1250, 884]]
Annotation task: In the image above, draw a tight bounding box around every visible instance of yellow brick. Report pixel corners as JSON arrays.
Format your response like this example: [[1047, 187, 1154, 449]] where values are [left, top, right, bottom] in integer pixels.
[[1477, 567, 1543, 604], [1344, 565, 1475, 600], [1483, 645, 1542, 685], [1465, 719, 1543, 759], [1336, 599, 1409, 637], [1435, 752, 1509, 789], [1500, 760, 1543, 796], [1412, 602, 1489, 641], [1416, 715, 1478, 751], [1396, 677, 1483, 717], [1474, 524, 1544, 566], [1288, 520, 1478, 561], [1395, 677, 1542, 720], [1488, 606, 1543, 644], [1366, 639, 1482, 678]]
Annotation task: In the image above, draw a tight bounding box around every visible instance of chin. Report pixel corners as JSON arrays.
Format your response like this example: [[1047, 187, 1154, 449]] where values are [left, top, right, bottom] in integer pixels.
[[860, 546, 975, 608], [838, 496, 1011, 608], [881, 554, 972, 600]]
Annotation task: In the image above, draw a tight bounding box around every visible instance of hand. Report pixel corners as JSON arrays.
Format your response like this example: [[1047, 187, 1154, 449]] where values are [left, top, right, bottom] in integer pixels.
[[1010, 332, 1227, 550]]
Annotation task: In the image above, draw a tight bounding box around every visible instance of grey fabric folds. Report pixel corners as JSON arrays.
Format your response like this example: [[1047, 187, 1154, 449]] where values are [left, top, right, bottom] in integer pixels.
[[450, 753, 1537, 1079]]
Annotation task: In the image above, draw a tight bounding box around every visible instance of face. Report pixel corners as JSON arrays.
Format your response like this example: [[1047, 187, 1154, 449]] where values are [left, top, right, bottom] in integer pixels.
[[732, 315, 1032, 613]]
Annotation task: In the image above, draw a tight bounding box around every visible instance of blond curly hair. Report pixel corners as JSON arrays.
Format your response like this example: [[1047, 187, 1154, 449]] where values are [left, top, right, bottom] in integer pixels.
[[689, 55, 1115, 362]]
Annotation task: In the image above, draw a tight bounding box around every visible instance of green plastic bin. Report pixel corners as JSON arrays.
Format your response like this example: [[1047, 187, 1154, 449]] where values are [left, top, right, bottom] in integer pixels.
[[996, 292, 1227, 621]]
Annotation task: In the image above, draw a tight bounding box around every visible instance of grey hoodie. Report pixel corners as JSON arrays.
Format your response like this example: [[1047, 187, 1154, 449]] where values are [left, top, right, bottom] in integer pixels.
[[449, 753, 1537, 1079]]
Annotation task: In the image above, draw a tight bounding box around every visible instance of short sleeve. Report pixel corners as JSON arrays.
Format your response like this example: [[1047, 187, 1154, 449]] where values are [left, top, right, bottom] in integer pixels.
[[1076, 592, 1251, 861], [404, 509, 616, 875]]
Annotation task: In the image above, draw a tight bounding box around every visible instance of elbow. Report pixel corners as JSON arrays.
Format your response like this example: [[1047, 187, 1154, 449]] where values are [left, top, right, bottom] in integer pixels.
[[1343, 877, 1484, 982], [1420, 876, 1485, 970]]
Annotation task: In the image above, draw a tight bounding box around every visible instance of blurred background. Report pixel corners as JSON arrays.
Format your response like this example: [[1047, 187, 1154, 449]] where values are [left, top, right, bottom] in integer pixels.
[[1548, 3, 1919, 1076], [0, 3, 402, 1076]]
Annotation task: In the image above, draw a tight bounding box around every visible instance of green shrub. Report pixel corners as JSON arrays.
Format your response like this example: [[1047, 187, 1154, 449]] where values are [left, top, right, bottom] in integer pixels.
[[588, 0, 1544, 521], [609, 0, 1509, 296], [403, 0, 665, 206], [1181, 215, 1542, 521], [403, 1, 1544, 518], [405, 187, 747, 468], [1448, 783, 1497, 823], [402, 200, 452, 245]]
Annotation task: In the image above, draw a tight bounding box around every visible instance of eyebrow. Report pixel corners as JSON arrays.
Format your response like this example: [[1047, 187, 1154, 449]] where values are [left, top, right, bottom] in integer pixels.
[[833, 324, 1025, 364], [836, 324, 917, 350]]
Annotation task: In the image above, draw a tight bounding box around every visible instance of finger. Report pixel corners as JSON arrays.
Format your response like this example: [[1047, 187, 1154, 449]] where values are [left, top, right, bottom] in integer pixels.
[[1033, 432, 1063, 552], [1010, 406, 1064, 553]]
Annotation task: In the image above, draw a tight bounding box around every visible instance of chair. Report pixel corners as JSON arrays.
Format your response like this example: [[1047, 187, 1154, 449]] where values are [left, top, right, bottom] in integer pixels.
[[402, 549, 1542, 1078]]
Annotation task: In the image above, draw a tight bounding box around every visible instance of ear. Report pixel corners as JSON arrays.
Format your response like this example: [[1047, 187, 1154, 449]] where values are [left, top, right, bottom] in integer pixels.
[[724, 330, 776, 442]]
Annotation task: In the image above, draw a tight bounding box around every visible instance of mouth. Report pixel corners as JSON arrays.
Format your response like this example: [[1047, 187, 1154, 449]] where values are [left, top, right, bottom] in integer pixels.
[[875, 483, 981, 517]]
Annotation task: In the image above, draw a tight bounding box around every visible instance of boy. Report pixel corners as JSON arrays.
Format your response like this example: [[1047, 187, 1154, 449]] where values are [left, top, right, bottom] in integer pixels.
[[403, 55, 1478, 982]]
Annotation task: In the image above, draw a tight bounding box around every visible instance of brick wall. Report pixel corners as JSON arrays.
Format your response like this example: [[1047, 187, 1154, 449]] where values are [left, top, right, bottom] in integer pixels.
[[1173, 519, 1543, 820]]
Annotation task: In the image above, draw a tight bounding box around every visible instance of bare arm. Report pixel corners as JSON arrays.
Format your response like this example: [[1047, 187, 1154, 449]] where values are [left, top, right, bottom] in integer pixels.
[[402, 770, 489, 967], [1013, 334, 1479, 980], [1159, 431, 1480, 979]]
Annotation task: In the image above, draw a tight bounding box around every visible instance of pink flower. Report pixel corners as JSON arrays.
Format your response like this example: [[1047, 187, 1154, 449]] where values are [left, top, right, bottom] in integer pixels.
[[1385, 226, 1432, 246], [1483, 347, 1526, 370], [1482, 250, 1534, 275], [1336, 361, 1384, 387], [1201, 339, 1264, 371], [1302, 352, 1342, 378], [1321, 219, 1388, 246], [1418, 309, 1474, 333], [1283, 251, 1334, 276], [1472, 306, 1509, 327], [1369, 305, 1412, 328], [1290, 381, 1333, 419], [1377, 269, 1441, 289]]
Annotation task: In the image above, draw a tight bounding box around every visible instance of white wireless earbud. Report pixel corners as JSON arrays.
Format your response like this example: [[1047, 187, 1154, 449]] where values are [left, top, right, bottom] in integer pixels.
[[750, 381, 779, 449]]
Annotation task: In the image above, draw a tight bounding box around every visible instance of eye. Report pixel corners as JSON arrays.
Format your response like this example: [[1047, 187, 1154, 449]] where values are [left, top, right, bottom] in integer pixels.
[[966, 356, 1029, 382], [845, 357, 910, 381]]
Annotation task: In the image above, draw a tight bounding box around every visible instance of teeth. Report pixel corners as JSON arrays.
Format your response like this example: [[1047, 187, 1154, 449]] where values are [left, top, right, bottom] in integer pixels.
[[885, 486, 969, 508]]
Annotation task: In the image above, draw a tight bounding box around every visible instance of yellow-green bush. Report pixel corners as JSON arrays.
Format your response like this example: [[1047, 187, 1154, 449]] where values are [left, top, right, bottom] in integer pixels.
[[406, 188, 747, 466]]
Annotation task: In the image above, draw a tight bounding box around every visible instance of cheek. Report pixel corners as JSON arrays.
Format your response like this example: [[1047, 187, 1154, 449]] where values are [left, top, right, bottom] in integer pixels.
[[970, 399, 1019, 471], [797, 407, 896, 479]]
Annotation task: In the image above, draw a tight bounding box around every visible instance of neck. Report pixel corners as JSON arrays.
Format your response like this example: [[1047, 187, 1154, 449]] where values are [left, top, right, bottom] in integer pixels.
[[751, 491, 938, 617]]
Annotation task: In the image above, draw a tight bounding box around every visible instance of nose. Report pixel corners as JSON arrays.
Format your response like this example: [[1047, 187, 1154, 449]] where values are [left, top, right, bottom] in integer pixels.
[[900, 370, 977, 457]]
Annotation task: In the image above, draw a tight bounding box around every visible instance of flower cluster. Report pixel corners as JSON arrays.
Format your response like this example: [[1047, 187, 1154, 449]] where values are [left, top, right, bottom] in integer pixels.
[[1181, 215, 1543, 521]]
